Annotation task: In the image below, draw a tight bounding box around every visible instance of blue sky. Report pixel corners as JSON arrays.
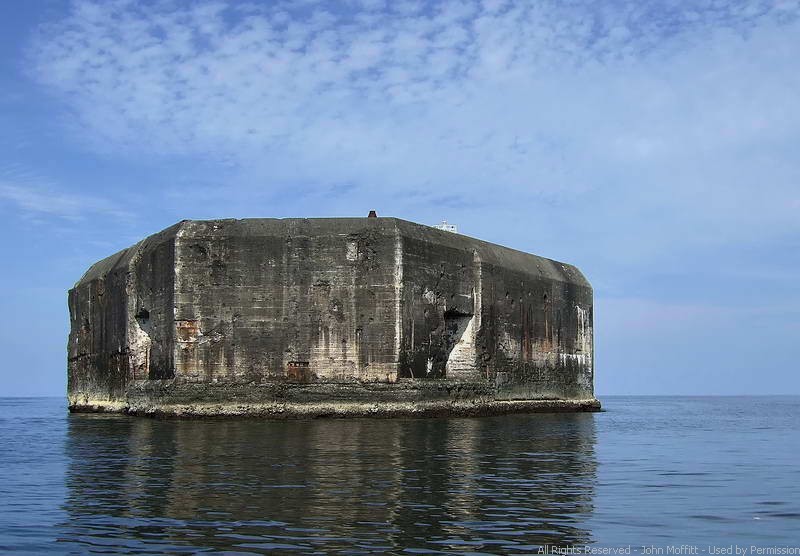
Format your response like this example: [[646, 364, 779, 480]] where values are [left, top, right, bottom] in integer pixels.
[[1, 0, 798, 396]]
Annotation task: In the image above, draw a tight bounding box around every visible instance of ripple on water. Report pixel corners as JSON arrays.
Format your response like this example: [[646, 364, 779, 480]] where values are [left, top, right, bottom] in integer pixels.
[[1, 397, 799, 552]]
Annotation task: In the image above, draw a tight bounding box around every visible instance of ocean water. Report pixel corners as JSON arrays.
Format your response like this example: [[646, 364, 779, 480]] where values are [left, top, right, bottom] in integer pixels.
[[0, 397, 798, 554]]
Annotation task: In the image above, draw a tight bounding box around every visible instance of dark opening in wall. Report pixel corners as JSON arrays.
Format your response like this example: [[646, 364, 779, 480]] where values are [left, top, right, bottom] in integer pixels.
[[443, 307, 471, 319], [135, 308, 150, 323]]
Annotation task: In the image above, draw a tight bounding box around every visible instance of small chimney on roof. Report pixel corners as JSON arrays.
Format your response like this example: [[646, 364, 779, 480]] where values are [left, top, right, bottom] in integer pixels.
[[367, 210, 378, 218]]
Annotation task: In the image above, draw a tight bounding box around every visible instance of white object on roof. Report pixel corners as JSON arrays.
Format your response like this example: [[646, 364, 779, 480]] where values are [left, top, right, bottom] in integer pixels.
[[433, 220, 458, 233]]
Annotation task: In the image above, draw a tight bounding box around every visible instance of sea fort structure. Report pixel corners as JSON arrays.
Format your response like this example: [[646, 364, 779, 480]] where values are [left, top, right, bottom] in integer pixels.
[[68, 217, 599, 417]]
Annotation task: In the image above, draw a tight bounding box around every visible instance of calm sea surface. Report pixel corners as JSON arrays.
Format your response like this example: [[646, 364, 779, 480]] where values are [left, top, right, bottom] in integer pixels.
[[0, 396, 798, 553]]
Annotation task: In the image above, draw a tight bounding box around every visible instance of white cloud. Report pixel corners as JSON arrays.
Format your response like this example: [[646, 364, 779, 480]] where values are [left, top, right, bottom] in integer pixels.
[[24, 0, 800, 261], [0, 164, 132, 222]]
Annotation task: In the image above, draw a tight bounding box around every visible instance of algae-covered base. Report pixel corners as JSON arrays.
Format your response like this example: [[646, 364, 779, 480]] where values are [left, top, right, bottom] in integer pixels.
[[69, 399, 601, 419], [68, 380, 600, 419]]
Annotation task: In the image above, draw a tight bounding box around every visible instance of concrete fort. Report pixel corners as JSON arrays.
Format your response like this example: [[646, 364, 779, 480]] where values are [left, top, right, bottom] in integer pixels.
[[67, 217, 599, 417]]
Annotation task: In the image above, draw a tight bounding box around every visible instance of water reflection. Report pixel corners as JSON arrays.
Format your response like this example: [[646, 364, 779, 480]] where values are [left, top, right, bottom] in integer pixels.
[[61, 413, 597, 553]]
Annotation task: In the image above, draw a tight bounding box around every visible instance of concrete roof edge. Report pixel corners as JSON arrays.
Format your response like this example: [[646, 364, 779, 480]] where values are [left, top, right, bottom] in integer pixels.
[[73, 221, 184, 288], [391, 218, 591, 289], [72, 217, 591, 290]]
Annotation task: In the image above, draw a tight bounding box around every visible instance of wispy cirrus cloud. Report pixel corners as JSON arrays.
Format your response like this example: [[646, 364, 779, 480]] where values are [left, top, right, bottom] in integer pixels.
[[0, 163, 131, 222], [23, 0, 800, 258]]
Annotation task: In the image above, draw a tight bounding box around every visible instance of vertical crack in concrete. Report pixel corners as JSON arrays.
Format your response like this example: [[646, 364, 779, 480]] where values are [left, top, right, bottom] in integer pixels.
[[392, 223, 403, 382]]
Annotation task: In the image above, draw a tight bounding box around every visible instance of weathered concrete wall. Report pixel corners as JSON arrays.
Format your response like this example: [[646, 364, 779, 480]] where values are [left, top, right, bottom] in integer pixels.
[[477, 253, 593, 401], [68, 224, 179, 407], [394, 220, 593, 400], [173, 219, 400, 384], [397, 226, 482, 381], [68, 217, 597, 416]]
